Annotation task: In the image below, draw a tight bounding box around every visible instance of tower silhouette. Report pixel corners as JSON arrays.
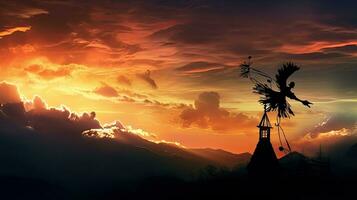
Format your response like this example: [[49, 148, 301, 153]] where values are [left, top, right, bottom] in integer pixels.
[[247, 106, 279, 175]]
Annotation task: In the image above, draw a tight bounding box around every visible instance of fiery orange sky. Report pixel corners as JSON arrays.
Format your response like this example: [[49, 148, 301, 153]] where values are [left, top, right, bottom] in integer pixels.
[[0, 0, 356, 155]]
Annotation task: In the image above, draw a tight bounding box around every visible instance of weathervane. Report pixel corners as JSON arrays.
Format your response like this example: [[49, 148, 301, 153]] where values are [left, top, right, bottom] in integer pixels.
[[240, 57, 312, 153]]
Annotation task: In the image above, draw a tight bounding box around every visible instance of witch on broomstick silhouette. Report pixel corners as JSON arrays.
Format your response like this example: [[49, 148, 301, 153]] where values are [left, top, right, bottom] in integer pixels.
[[240, 56, 312, 153]]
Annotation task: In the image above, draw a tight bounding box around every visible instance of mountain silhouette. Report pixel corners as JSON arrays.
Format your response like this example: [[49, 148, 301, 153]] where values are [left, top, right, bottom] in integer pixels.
[[0, 104, 251, 198], [279, 151, 308, 175], [190, 148, 251, 168]]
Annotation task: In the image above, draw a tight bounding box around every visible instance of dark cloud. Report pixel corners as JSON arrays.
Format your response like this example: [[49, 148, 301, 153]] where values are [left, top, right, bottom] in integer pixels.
[[176, 61, 228, 74], [120, 95, 136, 103], [0, 1, 49, 19], [27, 106, 101, 137], [1, 0, 357, 78], [89, 83, 182, 107], [92, 83, 149, 102], [136, 70, 158, 89], [117, 75, 132, 86], [14, 94, 102, 136], [180, 92, 257, 133], [89, 83, 179, 108], [118, 89, 147, 99], [0, 82, 21, 104], [93, 83, 118, 97], [144, 0, 357, 71], [151, 23, 225, 45], [0, 88, 101, 137], [280, 52, 350, 60]]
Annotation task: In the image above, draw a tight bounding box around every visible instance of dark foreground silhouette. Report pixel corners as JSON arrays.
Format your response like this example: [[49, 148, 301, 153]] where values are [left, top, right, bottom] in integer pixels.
[[1, 102, 357, 199], [1, 166, 357, 200]]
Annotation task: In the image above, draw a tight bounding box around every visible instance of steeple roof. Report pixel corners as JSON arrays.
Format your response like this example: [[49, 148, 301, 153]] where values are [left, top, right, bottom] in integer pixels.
[[257, 111, 272, 128]]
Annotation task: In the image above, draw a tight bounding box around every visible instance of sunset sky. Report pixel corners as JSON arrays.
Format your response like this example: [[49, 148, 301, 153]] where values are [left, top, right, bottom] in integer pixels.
[[0, 0, 356, 154]]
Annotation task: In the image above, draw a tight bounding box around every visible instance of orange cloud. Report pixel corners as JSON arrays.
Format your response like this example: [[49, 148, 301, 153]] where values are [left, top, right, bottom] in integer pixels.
[[0, 82, 21, 104], [38, 68, 72, 79], [117, 75, 132, 86], [25, 64, 72, 80], [0, 26, 31, 39], [9, 44, 36, 53], [24, 95, 48, 111], [93, 83, 118, 97], [180, 92, 258, 133]]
